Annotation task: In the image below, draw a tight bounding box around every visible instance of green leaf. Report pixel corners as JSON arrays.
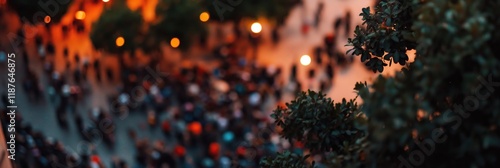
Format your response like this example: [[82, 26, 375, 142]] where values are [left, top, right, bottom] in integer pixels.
[[362, 7, 370, 15], [391, 34, 399, 42], [394, 52, 400, 63]]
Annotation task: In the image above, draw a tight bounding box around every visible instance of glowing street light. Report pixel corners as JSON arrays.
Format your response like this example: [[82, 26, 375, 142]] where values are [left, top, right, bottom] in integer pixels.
[[102, 0, 109, 2], [251, 22, 262, 34], [170, 37, 180, 48], [75, 10, 86, 20], [300, 55, 311, 66], [199, 12, 210, 22], [44, 16, 51, 24], [116, 36, 125, 47]]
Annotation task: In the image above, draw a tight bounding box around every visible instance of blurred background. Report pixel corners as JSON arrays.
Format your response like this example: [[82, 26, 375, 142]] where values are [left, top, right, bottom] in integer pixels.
[[0, 0, 411, 167]]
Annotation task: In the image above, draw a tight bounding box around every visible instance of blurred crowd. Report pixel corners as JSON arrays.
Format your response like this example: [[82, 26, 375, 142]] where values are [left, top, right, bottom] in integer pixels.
[[0, 2, 358, 168]]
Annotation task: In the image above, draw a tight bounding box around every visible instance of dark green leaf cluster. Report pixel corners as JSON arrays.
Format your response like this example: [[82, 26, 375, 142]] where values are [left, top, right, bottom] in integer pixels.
[[201, 0, 300, 25], [272, 90, 364, 152], [91, 0, 208, 54], [347, 0, 417, 72], [264, 0, 500, 167], [260, 151, 314, 168], [150, 0, 207, 51], [90, 1, 143, 54], [357, 0, 500, 167]]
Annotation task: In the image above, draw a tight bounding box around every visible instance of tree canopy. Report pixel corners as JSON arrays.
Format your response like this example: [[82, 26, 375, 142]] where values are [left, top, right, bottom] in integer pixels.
[[90, 0, 143, 54], [202, 0, 300, 25], [7, 0, 74, 24], [150, 0, 208, 51], [262, 0, 500, 167], [91, 0, 207, 53]]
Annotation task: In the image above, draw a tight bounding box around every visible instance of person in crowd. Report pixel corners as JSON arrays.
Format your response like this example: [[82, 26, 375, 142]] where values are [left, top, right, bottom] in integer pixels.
[[2, 9, 358, 167], [345, 10, 352, 37], [46, 41, 55, 56], [326, 63, 334, 80], [94, 59, 102, 82], [314, 2, 324, 29], [290, 63, 297, 82], [314, 46, 323, 65], [272, 28, 280, 45], [334, 17, 342, 32], [75, 53, 80, 64], [63, 46, 69, 59], [106, 67, 114, 82], [324, 33, 335, 58]]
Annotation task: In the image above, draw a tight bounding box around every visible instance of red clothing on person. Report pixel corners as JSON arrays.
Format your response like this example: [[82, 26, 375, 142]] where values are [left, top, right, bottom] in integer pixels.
[[188, 122, 202, 135], [209, 142, 220, 157], [162, 120, 171, 132], [91, 155, 101, 164], [237, 146, 246, 156], [174, 145, 186, 157]]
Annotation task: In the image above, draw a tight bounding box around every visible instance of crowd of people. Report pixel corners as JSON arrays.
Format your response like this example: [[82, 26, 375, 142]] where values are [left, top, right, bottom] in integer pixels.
[[0, 1, 362, 168]]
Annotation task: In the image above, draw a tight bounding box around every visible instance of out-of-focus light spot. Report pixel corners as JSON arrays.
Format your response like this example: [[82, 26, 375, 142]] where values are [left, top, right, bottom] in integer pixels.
[[170, 37, 180, 48], [116, 36, 125, 47], [75, 10, 86, 20], [44, 16, 51, 24], [300, 55, 311, 66], [102, 0, 109, 2], [200, 12, 210, 22], [251, 22, 262, 33]]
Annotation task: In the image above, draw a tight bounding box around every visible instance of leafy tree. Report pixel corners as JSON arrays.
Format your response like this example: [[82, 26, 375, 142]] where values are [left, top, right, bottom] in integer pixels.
[[260, 151, 315, 168], [271, 90, 364, 153], [347, 0, 416, 73], [149, 0, 208, 51], [202, 0, 300, 25], [262, 0, 500, 167], [90, 0, 143, 62], [7, 0, 74, 24]]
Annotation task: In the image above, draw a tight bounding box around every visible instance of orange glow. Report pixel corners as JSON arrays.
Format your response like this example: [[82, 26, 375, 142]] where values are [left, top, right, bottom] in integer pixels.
[[75, 10, 86, 20], [44, 16, 51, 24], [116, 37, 125, 47], [102, 0, 109, 2], [170, 37, 180, 48], [251, 22, 262, 33], [199, 12, 210, 22], [300, 55, 311, 66], [188, 122, 202, 135]]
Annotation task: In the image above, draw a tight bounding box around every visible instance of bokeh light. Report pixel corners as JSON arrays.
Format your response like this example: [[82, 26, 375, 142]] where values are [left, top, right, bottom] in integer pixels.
[[300, 55, 311, 66], [102, 0, 109, 2], [170, 37, 180, 48], [44, 16, 51, 24], [200, 12, 210, 22], [251, 22, 262, 33], [75, 10, 86, 20], [115, 36, 125, 47]]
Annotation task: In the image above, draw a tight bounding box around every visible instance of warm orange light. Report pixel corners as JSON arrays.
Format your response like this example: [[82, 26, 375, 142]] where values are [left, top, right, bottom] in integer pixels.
[[44, 16, 51, 24], [170, 37, 180, 48], [116, 37, 125, 47], [75, 10, 86, 20], [300, 55, 311, 66], [102, 0, 109, 2], [251, 22, 262, 33], [199, 12, 210, 22]]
